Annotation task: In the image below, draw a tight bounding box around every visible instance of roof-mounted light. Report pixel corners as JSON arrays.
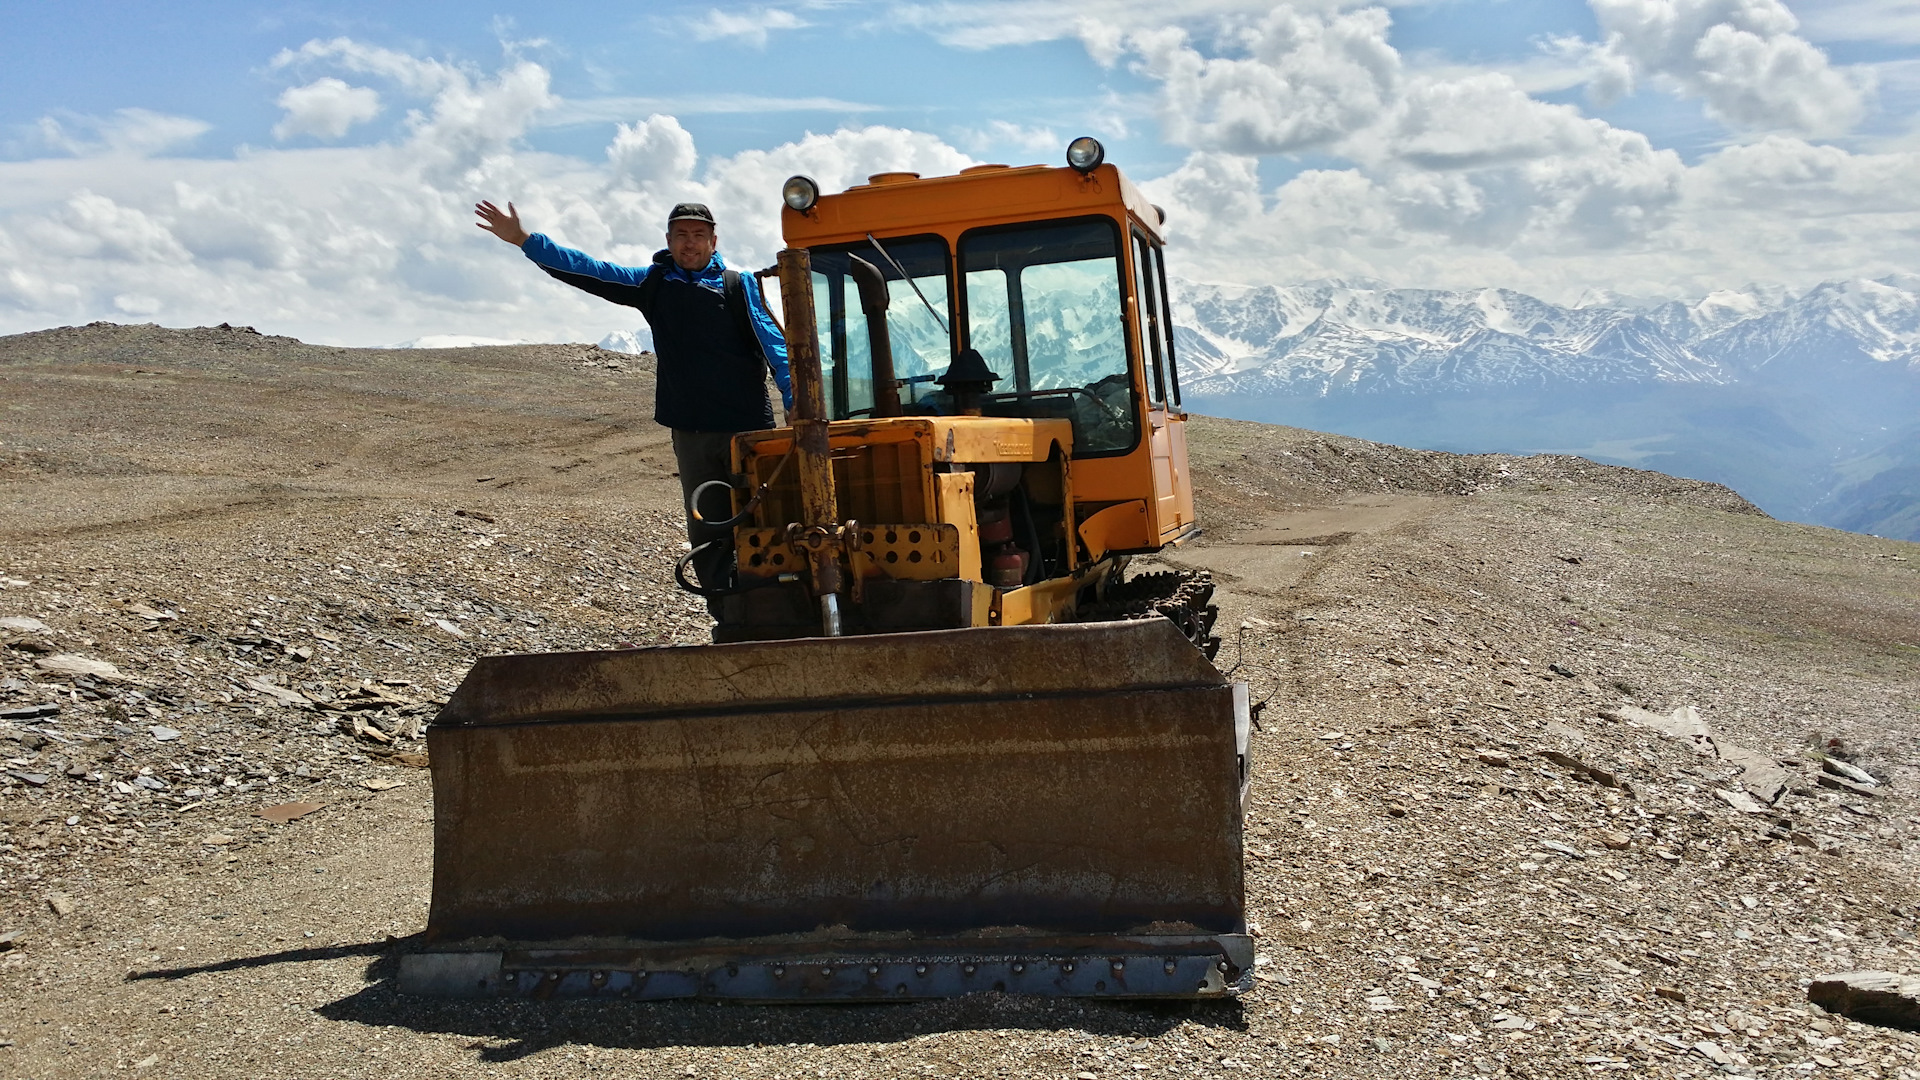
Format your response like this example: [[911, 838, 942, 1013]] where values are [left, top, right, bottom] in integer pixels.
[[1066, 136, 1105, 174], [782, 175, 820, 212]]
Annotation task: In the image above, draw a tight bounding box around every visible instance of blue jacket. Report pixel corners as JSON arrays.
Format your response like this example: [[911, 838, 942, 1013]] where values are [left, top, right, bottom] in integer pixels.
[[522, 233, 793, 431]]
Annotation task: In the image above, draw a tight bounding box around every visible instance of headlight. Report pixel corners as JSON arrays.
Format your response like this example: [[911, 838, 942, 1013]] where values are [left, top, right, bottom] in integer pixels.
[[1066, 137, 1105, 174], [783, 175, 819, 212]]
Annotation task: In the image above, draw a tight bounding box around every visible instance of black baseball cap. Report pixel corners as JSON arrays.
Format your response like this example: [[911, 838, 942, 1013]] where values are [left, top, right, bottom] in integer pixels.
[[667, 202, 716, 227]]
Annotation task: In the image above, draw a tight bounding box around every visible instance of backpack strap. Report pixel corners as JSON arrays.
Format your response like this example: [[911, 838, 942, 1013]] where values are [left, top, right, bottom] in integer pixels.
[[723, 269, 768, 365], [634, 250, 674, 321]]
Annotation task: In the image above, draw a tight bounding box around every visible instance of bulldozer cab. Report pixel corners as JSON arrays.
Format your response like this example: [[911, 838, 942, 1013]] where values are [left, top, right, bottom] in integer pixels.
[[786, 160, 1199, 554]]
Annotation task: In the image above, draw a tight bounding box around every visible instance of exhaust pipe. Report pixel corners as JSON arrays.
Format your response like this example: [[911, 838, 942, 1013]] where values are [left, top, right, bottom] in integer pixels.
[[846, 254, 902, 418]]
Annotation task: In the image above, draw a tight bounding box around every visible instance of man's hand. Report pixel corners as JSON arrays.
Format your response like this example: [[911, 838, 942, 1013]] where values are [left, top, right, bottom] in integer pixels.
[[475, 200, 529, 246]]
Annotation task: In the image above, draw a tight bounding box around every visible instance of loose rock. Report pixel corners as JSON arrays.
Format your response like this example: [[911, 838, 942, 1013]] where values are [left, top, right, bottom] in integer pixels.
[[1818, 773, 1879, 798], [1808, 971, 1920, 1032], [256, 803, 325, 824]]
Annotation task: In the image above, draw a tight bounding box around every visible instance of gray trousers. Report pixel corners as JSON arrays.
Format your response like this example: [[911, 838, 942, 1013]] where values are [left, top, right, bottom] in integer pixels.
[[672, 429, 737, 613]]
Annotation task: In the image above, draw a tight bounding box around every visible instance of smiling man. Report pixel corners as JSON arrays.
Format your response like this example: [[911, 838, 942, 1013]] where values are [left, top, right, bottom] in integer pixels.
[[475, 199, 792, 615]]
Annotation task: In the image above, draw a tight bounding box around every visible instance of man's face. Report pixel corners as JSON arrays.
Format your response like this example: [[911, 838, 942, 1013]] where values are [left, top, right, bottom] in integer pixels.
[[667, 220, 717, 271]]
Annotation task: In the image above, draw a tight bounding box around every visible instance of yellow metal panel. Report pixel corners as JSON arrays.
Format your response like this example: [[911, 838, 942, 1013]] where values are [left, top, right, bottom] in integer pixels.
[[936, 471, 983, 582], [736, 421, 939, 530], [928, 417, 1072, 463], [740, 524, 961, 583], [1079, 500, 1151, 562], [851, 523, 961, 581], [737, 528, 803, 580], [1163, 413, 1198, 541], [995, 574, 1085, 627]]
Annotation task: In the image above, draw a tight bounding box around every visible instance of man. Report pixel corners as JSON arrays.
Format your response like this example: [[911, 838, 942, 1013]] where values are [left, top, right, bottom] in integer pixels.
[[475, 199, 792, 614]]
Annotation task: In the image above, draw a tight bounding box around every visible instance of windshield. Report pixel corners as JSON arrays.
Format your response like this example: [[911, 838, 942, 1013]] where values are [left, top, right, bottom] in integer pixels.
[[960, 219, 1137, 454], [807, 236, 952, 418]]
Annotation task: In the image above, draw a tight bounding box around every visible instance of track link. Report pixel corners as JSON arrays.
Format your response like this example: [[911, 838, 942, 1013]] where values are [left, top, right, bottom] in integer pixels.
[[1076, 569, 1221, 659]]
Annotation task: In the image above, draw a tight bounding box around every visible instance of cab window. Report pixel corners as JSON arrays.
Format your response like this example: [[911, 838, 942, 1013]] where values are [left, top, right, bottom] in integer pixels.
[[959, 218, 1137, 455], [806, 236, 952, 418]]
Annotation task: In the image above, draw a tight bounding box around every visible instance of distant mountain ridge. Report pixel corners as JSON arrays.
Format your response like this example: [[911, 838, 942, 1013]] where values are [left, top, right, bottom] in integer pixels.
[[1172, 276, 1920, 540]]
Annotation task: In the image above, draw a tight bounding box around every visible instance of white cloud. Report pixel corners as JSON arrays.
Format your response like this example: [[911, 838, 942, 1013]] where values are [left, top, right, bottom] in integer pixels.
[[33, 108, 211, 157], [2, 32, 1916, 346], [1586, 0, 1870, 135], [273, 78, 383, 140], [1094, 7, 1685, 267], [547, 94, 881, 125], [271, 37, 465, 96], [1796, 0, 1920, 45], [888, 0, 1314, 51], [1125, 7, 1401, 155], [686, 8, 807, 48], [22, 190, 192, 263], [1142, 128, 1920, 302], [607, 114, 699, 191], [0, 42, 975, 346]]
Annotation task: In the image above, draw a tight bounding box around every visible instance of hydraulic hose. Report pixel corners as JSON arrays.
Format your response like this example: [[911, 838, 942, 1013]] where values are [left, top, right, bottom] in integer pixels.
[[673, 541, 791, 599], [688, 447, 797, 530]]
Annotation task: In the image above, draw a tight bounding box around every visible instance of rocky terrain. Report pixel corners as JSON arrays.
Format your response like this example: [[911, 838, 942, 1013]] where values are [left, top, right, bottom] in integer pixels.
[[2, 322, 1918, 1079]]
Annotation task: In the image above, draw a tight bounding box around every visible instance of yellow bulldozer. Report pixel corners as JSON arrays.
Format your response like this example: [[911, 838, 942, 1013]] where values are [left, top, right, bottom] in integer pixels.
[[401, 138, 1254, 1002]]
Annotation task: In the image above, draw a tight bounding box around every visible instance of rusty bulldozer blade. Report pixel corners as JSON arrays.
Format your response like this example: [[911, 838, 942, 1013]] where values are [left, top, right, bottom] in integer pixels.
[[403, 619, 1251, 1000]]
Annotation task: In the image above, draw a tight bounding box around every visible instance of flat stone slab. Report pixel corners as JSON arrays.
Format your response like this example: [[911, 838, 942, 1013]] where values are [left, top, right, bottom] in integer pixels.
[[1808, 971, 1920, 1032]]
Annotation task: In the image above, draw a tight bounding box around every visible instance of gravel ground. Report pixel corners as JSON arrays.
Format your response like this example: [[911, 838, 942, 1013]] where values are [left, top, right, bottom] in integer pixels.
[[3, 323, 1918, 1079]]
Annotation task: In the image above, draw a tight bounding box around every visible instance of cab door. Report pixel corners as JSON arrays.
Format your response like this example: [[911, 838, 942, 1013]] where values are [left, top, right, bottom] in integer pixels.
[[1132, 231, 1186, 540]]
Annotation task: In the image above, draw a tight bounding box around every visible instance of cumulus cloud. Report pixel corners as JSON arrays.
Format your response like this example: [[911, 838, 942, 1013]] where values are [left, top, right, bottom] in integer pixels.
[[273, 78, 382, 140], [1585, 0, 1870, 135], [607, 114, 699, 191], [0, 41, 976, 345], [1125, 7, 1400, 154], [1, 31, 1915, 345], [686, 8, 807, 48], [1094, 7, 1686, 266]]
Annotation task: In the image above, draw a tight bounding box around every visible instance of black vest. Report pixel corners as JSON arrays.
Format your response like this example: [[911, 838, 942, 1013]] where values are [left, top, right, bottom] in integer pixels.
[[637, 252, 774, 433]]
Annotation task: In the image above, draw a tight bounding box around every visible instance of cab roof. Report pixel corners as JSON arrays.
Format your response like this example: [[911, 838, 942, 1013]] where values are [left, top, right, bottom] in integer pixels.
[[781, 163, 1164, 249]]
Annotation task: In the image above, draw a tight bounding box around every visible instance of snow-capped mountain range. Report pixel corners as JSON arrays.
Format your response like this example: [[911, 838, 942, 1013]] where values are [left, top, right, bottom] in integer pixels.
[[1170, 275, 1920, 541], [1169, 275, 1920, 398]]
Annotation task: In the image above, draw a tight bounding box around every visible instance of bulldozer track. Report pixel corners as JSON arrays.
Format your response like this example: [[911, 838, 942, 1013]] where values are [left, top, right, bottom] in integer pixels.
[[1077, 569, 1221, 659]]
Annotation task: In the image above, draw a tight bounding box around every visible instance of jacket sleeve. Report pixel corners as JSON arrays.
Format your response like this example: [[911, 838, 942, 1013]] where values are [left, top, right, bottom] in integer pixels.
[[744, 272, 793, 411], [521, 233, 654, 308]]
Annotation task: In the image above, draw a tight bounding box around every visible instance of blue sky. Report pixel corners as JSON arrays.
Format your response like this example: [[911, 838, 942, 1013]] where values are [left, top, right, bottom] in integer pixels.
[[2, 0, 1917, 344]]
